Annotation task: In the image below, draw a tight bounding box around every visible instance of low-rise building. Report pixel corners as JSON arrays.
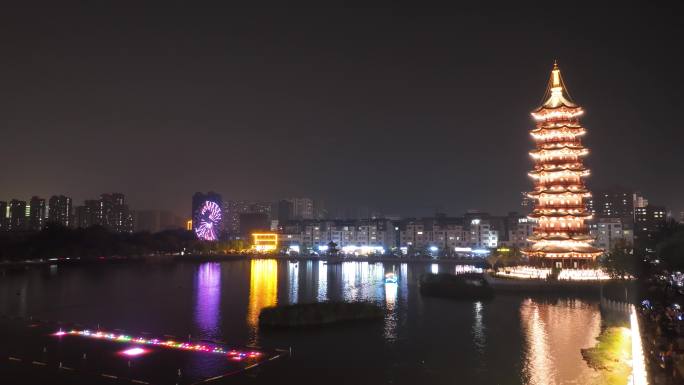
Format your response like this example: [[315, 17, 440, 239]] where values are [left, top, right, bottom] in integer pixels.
[[589, 217, 634, 252]]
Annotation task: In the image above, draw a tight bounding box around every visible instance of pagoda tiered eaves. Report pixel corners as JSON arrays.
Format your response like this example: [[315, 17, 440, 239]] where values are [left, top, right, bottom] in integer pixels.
[[522, 62, 602, 266]]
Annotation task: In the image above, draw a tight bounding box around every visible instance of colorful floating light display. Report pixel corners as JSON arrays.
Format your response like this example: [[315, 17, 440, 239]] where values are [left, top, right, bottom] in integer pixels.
[[53, 329, 261, 361], [523, 62, 602, 267]]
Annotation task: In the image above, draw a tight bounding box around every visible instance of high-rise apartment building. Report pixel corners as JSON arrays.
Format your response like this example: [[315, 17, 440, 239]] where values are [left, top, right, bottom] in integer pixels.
[[99, 193, 133, 233], [28, 196, 46, 231], [47, 195, 72, 227], [589, 217, 634, 252], [289, 198, 314, 220], [134, 210, 185, 233], [633, 204, 667, 255], [225, 200, 272, 235], [0, 201, 8, 231], [586, 188, 634, 222], [72, 194, 132, 232], [9, 199, 27, 231]]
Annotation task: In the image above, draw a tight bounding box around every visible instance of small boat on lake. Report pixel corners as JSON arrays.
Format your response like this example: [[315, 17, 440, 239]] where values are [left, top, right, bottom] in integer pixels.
[[419, 273, 494, 300], [385, 272, 398, 284]]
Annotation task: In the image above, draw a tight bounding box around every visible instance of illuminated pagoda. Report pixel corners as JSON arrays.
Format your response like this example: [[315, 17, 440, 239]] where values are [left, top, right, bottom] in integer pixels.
[[524, 62, 602, 268]]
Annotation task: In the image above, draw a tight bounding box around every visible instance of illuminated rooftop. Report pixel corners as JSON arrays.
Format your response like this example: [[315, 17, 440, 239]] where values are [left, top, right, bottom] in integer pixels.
[[535, 61, 578, 111]]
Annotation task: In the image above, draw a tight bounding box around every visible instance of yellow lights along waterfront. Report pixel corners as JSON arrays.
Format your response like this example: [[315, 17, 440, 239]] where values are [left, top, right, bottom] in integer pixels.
[[252, 233, 278, 252], [523, 62, 602, 267]]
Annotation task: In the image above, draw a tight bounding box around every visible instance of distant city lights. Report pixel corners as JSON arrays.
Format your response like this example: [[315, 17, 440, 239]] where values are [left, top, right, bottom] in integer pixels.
[[340, 245, 385, 255], [454, 265, 484, 274], [496, 266, 610, 281]]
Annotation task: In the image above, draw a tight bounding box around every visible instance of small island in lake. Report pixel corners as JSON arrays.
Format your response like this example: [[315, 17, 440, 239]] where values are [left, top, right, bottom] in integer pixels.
[[259, 301, 383, 328]]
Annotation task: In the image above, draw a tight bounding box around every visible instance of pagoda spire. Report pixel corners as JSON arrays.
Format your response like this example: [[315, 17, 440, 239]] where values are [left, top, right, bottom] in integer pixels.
[[539, 61, 576, 109]]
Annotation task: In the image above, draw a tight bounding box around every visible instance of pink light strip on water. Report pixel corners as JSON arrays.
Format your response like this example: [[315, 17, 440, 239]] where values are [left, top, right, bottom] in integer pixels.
[[53, 329, 262, 361], [121, 347, 147, 356]]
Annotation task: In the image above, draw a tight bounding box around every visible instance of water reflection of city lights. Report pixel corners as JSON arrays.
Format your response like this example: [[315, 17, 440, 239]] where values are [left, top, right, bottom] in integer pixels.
[[385, 282, 397, 306], [472, 301, 485, 353], [288, 261, 298, 304], [520, 298, 601, 385], [247, 259, 278, 341], [317, 260, 328, 301], [521, 300, 552, 385], [195, 263, 221, 338], [384, 281, 398, 341]]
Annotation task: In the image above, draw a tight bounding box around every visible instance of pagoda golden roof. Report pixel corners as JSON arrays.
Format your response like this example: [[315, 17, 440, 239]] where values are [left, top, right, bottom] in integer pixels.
[[533, 61, 578, 112]]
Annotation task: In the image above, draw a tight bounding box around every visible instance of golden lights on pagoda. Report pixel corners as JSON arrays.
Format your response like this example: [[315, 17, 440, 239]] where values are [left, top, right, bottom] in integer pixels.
[[523, 62, 602, 266]]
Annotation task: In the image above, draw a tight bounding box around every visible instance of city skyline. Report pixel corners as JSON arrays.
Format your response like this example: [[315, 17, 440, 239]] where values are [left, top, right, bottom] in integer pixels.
[[1, 5, 681, 383], [1, 4, 683, 218]]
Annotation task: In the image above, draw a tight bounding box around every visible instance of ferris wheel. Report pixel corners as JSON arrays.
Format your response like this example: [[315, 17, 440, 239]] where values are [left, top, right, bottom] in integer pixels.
[[194, 200, 222, 241]]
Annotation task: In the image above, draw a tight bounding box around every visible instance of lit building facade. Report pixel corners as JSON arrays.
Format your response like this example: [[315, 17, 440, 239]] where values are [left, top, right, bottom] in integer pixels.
[[0, 201, 8, 231], [289, 198, 315, 220], [9, 199, 27, 231], [277, 215, 507, 255], [586, 188, 634, 222], [100, 193, 132, 233], [633, 204, 666, 255], [589, 217, 633, 252], [280, 218, 395, 252], [252, 233, 278, 252], [47, 195, 72, 227], [225, 200, 272, 236], [502, 216, 537, 250], [74, 200, 99, 228], [524, 63, 602, 267], [72, 194, 132, 233], [28, 196, 47, 231]]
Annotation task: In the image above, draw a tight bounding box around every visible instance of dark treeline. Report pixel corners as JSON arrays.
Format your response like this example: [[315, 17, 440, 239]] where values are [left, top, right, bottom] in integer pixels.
[[0, 224, 205, 261]]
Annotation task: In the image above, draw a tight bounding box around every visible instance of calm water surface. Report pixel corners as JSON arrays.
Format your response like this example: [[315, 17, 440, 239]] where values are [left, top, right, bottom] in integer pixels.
[[0, 260, 603, 384]]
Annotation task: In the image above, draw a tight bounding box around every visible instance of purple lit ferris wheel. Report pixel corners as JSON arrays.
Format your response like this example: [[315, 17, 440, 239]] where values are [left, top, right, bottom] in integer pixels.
[[194, 201, 222, 241]]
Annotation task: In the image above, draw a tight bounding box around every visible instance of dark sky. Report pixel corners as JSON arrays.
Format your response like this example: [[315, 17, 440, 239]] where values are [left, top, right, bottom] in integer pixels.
[[1, 3, 683, 218]]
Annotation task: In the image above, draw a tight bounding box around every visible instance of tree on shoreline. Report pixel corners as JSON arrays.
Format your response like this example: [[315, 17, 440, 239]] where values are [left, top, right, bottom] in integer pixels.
[[657, 228, 684, 272], [600, 239, 644, 279], [0, 225, 202, 261]]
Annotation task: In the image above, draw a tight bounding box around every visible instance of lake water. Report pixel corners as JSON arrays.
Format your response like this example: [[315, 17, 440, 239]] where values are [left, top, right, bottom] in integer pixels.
[[0, 259, 605, 384]]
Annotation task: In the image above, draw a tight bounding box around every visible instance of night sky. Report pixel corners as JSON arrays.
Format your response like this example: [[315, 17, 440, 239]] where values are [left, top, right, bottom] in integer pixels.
[[1, 3, 683, 218]]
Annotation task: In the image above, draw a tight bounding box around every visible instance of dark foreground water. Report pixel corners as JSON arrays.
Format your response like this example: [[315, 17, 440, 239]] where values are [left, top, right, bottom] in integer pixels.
[[0, 260, 604, 384]]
